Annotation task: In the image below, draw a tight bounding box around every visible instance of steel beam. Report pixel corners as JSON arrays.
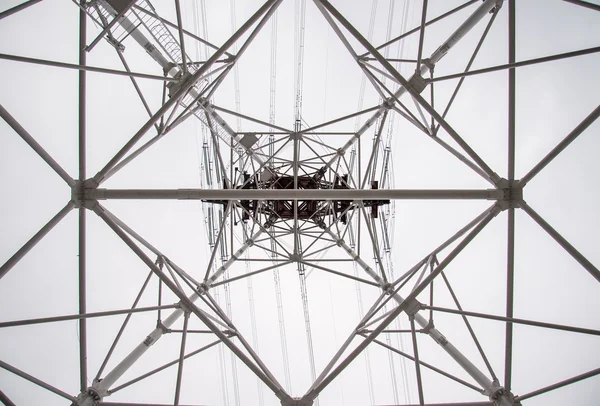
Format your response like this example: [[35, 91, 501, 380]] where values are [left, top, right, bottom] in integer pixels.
[[0, 304, 178, 329], [0, 103, 74, 186], [562, 0, 600, 12], [428, 46, 600, 83], [0, 0, 43, 20], [520, 200, 600, 283], [519, 103, 600, 186], [0, 201, 74, 280], [0, 53, 176, 82], [517, 367, 600, 401], [0, 389, 17, 406], [420, 305, 600, 336], [368, 336, 483, 393], [0, 359, 76, 402], [174, 312, 190, 406], [96, 188, 501, 200]]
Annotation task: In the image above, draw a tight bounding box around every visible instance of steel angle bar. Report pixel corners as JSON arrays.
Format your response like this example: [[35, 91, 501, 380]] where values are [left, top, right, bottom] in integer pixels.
[[0, 360, 76, 401], [302, 241, 337, 258], [366, 336, 483, 394], [300, 105, 379, 133], [174, 0, 188, 75], [360, 206, 388, 284], [0, 53, 176, 82], [204, 203, 231, 281], [168, 329, 213, 334], [440, 272, 497, 381], [429, 46, 600, 83], [78, 205, 88, 391], [213, 105, 292, 133], [0, 389, 17, 406], [92, 0, 282, 185], [93, 205, 290, 401], [420, 305, 600, 336], [563, 0, 600, 11], [361, 110, 388, 189], [211, 261, 292, 287], [114, 49, 159, 132], [174, 312, 190, 406], [164, 257, 202, 289], [520, 200, 600, 283], [410, 317, 425, 405], [85, 0, 135, 53], [416, 0, 429, 73], [358, 63, 429, 133], [202, 295, 282, 388], [435, 11, 497, 136], [503, 211, 517, 383], [299, 260, 380, 287], [99, 205, 161, 256], [0, 0, 43, 19], [364, 0, 479, 57], [0, 103, 74, 186], [0, 200, 75, 280], [390, 203, 499, 289], [517, 367, 600, 401], [508, 0, 516, 182], [520, 103, 600, 186], [307, 291, 387, 393], [96, 270, 154, 380], [0, 304, 178, 329]]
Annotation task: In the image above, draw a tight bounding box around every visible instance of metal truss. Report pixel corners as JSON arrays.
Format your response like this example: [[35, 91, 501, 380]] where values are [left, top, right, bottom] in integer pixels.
[[1, 0, 599, 405]]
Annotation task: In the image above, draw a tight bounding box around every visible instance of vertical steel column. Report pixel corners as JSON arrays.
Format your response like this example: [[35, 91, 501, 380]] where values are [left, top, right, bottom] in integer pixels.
[[78, 0, 88, 392], [504, 0, 516, 392]]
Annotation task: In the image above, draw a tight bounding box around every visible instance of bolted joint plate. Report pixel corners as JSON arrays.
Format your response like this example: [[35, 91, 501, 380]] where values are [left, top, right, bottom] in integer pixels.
[[407, 73, 427, 94], [71, 179, 99, 210], [73, 387, 102, 406], [281, 397, 314, 406], [496, 178, 523, 211]]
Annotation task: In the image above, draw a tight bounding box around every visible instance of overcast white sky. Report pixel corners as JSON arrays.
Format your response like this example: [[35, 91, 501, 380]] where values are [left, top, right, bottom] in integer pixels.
[[1, 0, 600, 405]]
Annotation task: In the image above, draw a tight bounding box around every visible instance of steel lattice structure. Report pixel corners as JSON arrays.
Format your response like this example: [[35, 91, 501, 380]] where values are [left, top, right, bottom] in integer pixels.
[[1, 0, 599, 405]]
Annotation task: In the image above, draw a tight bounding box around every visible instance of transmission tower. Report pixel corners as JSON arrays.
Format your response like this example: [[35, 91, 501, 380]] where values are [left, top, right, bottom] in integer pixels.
[[1, 1, 599, 405]]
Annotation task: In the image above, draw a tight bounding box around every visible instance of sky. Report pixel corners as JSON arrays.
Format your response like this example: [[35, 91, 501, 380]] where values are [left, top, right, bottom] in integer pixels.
[[1, 0, 600, 405]]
